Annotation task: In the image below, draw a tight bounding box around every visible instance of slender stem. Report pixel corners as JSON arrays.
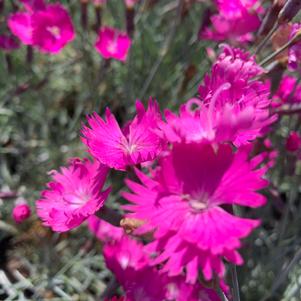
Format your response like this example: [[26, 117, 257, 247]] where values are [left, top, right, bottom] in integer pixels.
[[254, 22, 279, 55], [230, 264, 241, 301], [259, 32, 301, 66]]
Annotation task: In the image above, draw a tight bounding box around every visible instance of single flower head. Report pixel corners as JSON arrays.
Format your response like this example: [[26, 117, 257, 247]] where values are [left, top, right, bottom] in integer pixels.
[[12, 199, 31, 223], [123, 142, 268, 283], [88, 215, 124, 242], [288, 23, 301, 70], [103, 231, 220, 300], [8, 12, 33, 45], [82, 99, 163, 170], [31, 4, 75, 54], [286, 131, 301, 152], [95, 26, 131, 62], [36, 158, 111, 232]]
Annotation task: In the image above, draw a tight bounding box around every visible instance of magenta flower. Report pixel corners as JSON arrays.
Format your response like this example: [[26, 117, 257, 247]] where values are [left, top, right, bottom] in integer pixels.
[[8, 12, 33, 45], [8, 2, 75, 54], [201, 0, 262, 43], [95, 26, 131, 62], [286, 131, 301, 152], [161, 47, 275, 147], [0, 34, 19, 51], [288, 23, 301, 70], [31, 4, 75, 54], [36, 158, 111, 232], [103, 232, 220, 300], [270, 75, 301, 107], [82, 99, 163, 171], [123, 142, 268, 283], [12, 201, 31, 224], [88, 215, 124, 242]]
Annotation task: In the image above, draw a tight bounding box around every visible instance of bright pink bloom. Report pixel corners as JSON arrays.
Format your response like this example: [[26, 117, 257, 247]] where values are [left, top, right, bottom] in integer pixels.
[[88, 215, 124, 242], [8, 12, 33, 45], [31, 4, 75, 54], [95, 26, 131, 62], [0, 34, 19, 51], [286, 131, 301, 152], [82, 99, 163, 171], [123, 142, 268, 282], [12, 201, 31, 223], [161, 46, 275, 146], [8, 2, 75, 54], [288, 23, 301, 70], [36, 158, 111, 232], [124, 0, 138, 9], [269, 75, 301, 107], [103, 233, 220, 300], [201, 0, 262, 43]]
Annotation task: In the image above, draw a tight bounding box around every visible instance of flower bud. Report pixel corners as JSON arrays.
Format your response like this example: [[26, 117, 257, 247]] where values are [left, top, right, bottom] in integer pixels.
[[286, 131, 301, 152], [12, 201, 31, 223]]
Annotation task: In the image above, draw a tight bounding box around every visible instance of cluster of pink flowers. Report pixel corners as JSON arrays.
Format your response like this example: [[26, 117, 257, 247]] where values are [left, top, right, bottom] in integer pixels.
[[89, 217, 221, 300], [6, 0, 132, 60], [36, 44, 276, 299]]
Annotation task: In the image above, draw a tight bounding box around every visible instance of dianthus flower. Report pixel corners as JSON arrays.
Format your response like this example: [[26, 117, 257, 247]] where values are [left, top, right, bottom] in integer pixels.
[[31, 4, 75, 54], [103, 231, 220, 300], [36, 158, 110, 232], [88, 215, 124, 242], [123, 142, 268, 283], [269, 75, 301, 107], [8, 1, 75, 54], [95, 26, 131, 62], [82, 99, 163, 170], [12, 199, 31, 224], [288, 23, 301, 70], [201, 0, 263, 43], [161, 46, 275, 146]]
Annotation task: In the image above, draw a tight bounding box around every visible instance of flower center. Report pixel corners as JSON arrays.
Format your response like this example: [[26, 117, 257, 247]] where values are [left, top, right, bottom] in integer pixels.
[[63, 188, 91, 209], [183, 191, 210, 212], [47, 26, 61, 38]]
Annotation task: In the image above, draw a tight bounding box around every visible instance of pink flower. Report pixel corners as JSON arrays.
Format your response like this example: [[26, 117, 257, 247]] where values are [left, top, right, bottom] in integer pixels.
[[36, 158, 111, 232], [161, 46, 275, 146], [12, 201, 31, 223], [82, 99, 163, 171], [270, 75, 301, 107], [95, 26, 131, 62], [286, 131, 301, 152], [103, 232, 220, 300], [88, 215, 124, 242], [8, 2, 75, 54], [122, 142, 268, 283], [288, 23, 301, 70], [201, 0, 262, 43], [8, 12, 33, 45], [31, 4, 75, 54], [0, 34, 19, 51], [124, 0, 138, 9]]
